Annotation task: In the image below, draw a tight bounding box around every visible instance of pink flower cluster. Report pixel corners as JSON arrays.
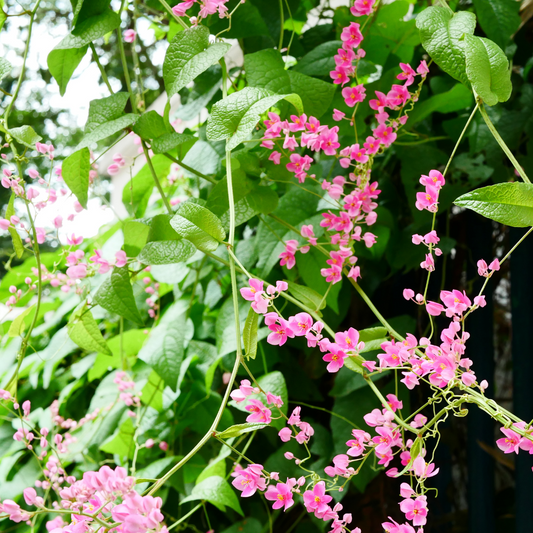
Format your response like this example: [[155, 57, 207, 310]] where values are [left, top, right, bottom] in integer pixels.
[[496, 422, 533, 456], [278, 406, 315, 445], [415, 169, 444, 213], [230, 379, 284, 425], [172, 0, 229, 20], [115, 371, 141, 408], [239, 278, 288, 314]]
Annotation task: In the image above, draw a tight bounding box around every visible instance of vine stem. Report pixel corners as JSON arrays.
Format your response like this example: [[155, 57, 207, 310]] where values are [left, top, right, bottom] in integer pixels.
[[146, 56, 241, 498], [141, 140, 172, 214], [477, 98, 531, 184], [90, 43, 114, 94], [168, 503, 202, 531], [162, 153, 217, 184], [159, 0, 188, 29], [117, 0, 136, 111], [3, 0, 41, 125]]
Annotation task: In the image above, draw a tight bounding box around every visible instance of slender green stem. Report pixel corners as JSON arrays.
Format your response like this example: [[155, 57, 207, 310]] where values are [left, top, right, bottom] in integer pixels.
[[162, 153, 217, 184], [159, 0, 188, 29], [290, 400, 359, 428], [167, 503, 202, 531], [90, 43, 114, 94], [478, 99, 531, 183], [278, 0, 284, 50], [116, 7, 136, 112], [141, 140, 172, 214], [3, 0, 41, 126]]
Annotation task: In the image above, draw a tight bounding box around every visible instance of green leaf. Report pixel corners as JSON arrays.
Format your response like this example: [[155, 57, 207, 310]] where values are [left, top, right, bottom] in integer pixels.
[[8, 304, 36, 337], [416, 6, 476, 86], [94, 266, 143, 325], [206, 87, 303, 150], [358, 327, 388, 342], [344, 355, 366, 375], [408, 83, 474, 124], [132, 110, 171, 140], [76, 114, 137, 150], [151, 132, 196, 154], [220, 186, 279, 230], [100, 417, 135, 458], [72, 0, 113, 26], [0, 57, 11, 81], [293, 41, 343, 76], [244, 49, 336, 118], [217, 422, 266, 439], [123, 220, 150, 257], [138, 239, 197, 265], [243, 307, 258, 360], [47, 46, 88, 96], [163, 25, 231, 98], [454, 183, 533, 227], [85, 92, 130, 132], [170, 202, 226, 252], [62, 148, 90, 209], [471, 0, 521, 49], [180, 476, 243, 515], [138, 302, 188, 391], [287, 281, 326, 312], [9, 125, 42, 148], [464, 35, 512, 106], [6, 194, 24, 259], [68, 305, 112, 355]]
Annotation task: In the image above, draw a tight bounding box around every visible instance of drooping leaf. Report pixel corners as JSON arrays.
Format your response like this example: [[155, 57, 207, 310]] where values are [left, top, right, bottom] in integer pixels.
[[132, 110, 171, 140], [180, 475, 244, 515], [206, 87, 303, 150], [464, 34, 512, 106], [62, 148, 90, 209], [163, 25, 231, 98], [8, 304, 36, 337], [9, 125, 42, 148], [6, 194, 24, 259], [76, 114, 137, 150], [242, 307, 258, 360], [93, 266, 143, 325], [68, 305, 112, 355], [47, 46, 88, 96], [170, 202, 226, 252], [416, 7, 476, 87], [217, 422, 266, 439], [454, 183, 533, 227]]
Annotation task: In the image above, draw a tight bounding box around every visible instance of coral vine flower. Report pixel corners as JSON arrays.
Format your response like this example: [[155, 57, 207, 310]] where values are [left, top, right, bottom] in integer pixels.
[[399, 496, 428, 526], [303, 481, 332, 514], [231, 464, 266, 497], [245, 399, 272, 424], [240, 279, 264, 301], [267, 319, 295, 346], [323, 345, 348, 373], [265, 481, 294, 511]]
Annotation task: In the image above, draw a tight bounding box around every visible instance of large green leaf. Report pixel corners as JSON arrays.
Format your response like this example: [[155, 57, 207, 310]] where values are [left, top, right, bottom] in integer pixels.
[[47, 46, 88, 96], [293, 41, 343, 76], [244, 49, 335, 118], [9, 126, 42, 148], [138, 239, 196, 265], [100, 417, 135, 458], [62, 148, 90, 209], [163, 25, 231, 98], [464, 35, 512, 106], [454, 183, 533, 227], [220, 186, 279, 230], [138, 302, 189, 391], [93, 266, 143, 325], [206, 87, 303, 150], [180, 476, 243, 515], [170, 202, 226, 252], [68, 305, 112, 355], [471, 0, 521, 49], [416, 6, 476, 86]]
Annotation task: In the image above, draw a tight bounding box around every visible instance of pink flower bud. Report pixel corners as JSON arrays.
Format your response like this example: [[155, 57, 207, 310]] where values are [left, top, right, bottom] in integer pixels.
[[145, 438, 155, 448], [23, 487, 37, 506], [403, 288, 414, 300], [159, 441, 168, 451]]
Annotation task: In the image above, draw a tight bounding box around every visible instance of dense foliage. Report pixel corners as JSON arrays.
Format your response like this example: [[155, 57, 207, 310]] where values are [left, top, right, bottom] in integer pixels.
[[1, 0, 533, 532]]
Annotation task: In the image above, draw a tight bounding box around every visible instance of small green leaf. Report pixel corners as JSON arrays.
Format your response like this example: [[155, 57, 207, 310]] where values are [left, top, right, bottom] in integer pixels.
[[344, 355, 366, 375], [287, 281, 326, 312], [85, 92, 131, 132], [163, 25, 231, 98], [62, 148, 90, 209], [170, 202, 226, 252], [138, 239, 196, 265], [243, 307, 258, 360], [99, 417, 135, 458], [217, 422, 266, 439], [454, 183, 533, 227], [132, 110, 171, 140], [47, 46, 88, 96], [8, 304, 36, 338], [0, 57, 11, 81], [151, 132, 197, 154], [206, 87, 303, 150], [180, 476, 244, 515], [416, 6, 476, 87], [464, 34, 512, 106], [6, 194, 24, 259], [67, 305, 112, 355], [9, 126, 42, 148], [358, 327, 388, 343], [76, 114, 137, 150], [94, 266, 143, 325]]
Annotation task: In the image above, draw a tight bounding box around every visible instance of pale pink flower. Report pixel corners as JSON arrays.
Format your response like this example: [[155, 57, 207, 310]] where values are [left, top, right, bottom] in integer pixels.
[[123, 29, 137, 43]]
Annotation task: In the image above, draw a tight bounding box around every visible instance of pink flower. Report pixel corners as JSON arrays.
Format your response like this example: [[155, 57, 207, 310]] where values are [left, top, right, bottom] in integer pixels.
[[115, 250, 127, 267], [440, 289, 471, 316], [342, 85, 366, 107], [288, 312, 313, 336], [240, 279, 264, 301], [340, 22, 363, 49], [0, 218, 10, 230], [474, 295, 486, 307], [399, 496, 428, 526], [231, 464, 266, 497], [397, 63, 416, 86], [172, 0, 196, 16], [412, 456, 439, 479], [373, 124, 396, 147], [403, 288, 414, 300], [267, 318, 294, 346], [420, 169, 445, 189], [323, 345, 348, 373], [278, 427, 292, 442], [351, 0, 375, 16], [415, 185, 439, 212], [123, 29, 137, 43], [401, 371, 419, 390], [245, 399, 272, 424], [417, 60, 429, 77], [496, 427, 521, 454], [269, 151, 282, 165], [265, 482, 294, 511], [53, 216, 63, 228], [303, 481, 332, 514], [335, 327, 360, 351], [67, 234, 83, 245], [66, 263, 88, 279], [333, 109, 346, 121]]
